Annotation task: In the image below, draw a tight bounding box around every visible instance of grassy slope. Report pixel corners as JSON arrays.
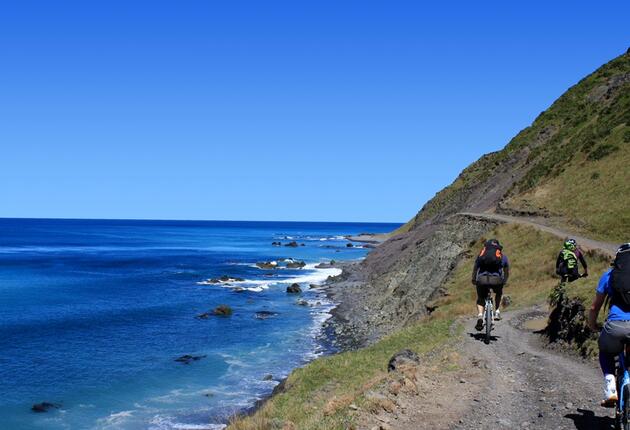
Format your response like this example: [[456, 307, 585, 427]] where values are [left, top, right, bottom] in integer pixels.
[[395, 52, 630, 240], [228, 319, 454, 430], [229, 224, 611, 429]]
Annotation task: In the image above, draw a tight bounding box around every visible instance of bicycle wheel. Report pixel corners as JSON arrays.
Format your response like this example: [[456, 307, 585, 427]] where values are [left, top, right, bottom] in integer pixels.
[[484, 301, 492, 344], [624, 385, 630, 430]]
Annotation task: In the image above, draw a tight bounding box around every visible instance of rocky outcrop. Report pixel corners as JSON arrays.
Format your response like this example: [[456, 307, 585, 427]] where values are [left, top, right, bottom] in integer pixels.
[[387, 349, 420, 372], [286, 283, 302, 294]]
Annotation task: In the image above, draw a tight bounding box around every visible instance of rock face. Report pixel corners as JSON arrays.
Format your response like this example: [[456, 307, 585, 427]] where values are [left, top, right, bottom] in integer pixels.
[[387, 349, 420, 372], [31, 402, 60, 413], [286, 283, 302, 293]]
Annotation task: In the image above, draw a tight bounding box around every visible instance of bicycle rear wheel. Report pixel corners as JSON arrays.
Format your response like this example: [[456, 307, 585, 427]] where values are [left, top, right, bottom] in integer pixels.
[[624, 385, 630, 430], [484, 301, 492, 344]]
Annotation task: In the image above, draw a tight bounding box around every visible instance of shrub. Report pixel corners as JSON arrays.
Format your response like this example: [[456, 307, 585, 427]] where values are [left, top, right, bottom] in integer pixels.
[[587, 144, 619, 161]]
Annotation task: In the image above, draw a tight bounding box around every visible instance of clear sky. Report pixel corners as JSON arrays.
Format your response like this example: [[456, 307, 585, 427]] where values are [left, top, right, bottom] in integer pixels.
[[1, 1, 628, 222]]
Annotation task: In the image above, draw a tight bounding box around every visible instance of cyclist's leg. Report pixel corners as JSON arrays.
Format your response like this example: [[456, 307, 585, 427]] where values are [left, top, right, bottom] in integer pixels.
[[475, 284, 487, 330], [475, 284, 486, 316], [494, 285, 504, 310], [598, 321, 630, 405]]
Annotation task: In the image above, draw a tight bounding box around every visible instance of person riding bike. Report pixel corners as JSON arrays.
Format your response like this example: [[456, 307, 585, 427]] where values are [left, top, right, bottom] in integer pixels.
[[556, 238, 588, 283], [588, 243, 630, 407], [472, 239, 510, 330]]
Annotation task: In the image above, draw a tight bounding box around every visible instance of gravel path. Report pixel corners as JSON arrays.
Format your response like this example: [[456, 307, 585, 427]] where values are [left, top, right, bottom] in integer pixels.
[[452, 307, 614, 430], [459, 212, 618, 257]]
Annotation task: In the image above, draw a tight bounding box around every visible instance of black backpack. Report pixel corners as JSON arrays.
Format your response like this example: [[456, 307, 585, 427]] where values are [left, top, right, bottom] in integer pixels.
[[478, 241, 503, 272], [611, 251, 630, 306]]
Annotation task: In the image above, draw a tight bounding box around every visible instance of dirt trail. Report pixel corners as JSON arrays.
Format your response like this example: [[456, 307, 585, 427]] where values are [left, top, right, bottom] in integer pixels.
[[451, 307, 612, 430], [459, 212, 618, 257]]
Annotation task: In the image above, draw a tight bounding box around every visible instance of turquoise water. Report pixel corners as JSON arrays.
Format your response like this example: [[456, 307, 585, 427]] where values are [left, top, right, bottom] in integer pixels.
[[0, 219, 399, 429]]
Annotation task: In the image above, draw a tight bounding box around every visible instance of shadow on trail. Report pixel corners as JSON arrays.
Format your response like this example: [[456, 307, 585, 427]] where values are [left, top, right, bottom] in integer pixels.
[[565, 408, 615, 429], [468, 332, 501, 344]]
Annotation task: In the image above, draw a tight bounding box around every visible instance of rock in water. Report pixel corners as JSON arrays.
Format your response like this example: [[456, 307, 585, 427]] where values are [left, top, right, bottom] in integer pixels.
[[31, 402, 60, 413], [286, 283, 302, 293], [387, 349, 420, 372], [284, 241, 299, 247], [175, 354, 207, 364], [212, 305, 233, 316], [255, 310, 279, 319]]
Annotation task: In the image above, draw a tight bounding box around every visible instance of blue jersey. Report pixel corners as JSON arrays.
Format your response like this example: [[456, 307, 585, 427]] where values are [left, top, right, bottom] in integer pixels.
[[597, 269, 630, 321]]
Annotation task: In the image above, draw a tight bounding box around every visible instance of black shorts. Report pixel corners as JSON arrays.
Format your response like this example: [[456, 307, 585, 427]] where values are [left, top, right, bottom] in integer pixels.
[[476, 284, 504, 307]]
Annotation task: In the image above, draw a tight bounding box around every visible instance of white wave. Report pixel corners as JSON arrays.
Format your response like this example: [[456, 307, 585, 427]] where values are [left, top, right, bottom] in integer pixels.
[[95, 410, 135, 429], [149, 415, 226, 430]]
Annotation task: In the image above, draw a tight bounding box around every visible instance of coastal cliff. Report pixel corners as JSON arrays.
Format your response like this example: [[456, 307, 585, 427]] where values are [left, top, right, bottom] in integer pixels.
[[326, 50, 630, 345], [229, 49, 630, 430]]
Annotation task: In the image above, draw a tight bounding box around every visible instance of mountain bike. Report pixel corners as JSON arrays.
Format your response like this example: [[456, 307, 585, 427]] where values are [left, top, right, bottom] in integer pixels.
[[615, 343, 630, 430]]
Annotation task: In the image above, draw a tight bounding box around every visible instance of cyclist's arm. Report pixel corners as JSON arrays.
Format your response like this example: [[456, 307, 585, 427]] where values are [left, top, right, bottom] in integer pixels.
[[471, 258, 479, 284], [503, 265, 510, 284], [578, 251, 588, 275], [588, 292, 606, 331]]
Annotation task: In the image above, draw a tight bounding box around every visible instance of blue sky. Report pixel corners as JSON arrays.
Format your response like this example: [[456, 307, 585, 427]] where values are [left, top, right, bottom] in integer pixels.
[[1, 1, 628, 222]]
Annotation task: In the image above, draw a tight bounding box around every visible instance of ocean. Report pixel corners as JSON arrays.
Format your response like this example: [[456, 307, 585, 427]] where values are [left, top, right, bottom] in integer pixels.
[[0, 218, 399, 429]]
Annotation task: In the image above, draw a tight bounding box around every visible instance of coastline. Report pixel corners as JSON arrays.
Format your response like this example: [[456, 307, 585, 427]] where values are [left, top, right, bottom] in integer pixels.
[[226, 257, 374, 427]]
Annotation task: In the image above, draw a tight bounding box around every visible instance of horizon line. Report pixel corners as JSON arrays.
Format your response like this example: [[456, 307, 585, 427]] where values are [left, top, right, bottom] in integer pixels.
[[0, 216, 404, 225]]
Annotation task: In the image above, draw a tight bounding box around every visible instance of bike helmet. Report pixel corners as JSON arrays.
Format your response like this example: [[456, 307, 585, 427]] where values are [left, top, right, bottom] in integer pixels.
[[617, 243, 630, 256], [485, 238, 502, 249], [564, 239, 577, 251]]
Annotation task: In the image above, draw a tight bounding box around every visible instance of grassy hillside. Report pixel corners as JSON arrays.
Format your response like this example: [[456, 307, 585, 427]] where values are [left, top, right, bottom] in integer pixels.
[[229, 223, 611, 429], [397, 51, 630, 241]]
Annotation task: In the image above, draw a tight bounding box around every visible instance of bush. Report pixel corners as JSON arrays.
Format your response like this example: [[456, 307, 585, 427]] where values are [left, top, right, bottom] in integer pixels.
[[587, 144, 619, 161]]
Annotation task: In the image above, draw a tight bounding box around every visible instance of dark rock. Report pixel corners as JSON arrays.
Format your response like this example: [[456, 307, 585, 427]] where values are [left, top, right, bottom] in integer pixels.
[[31, 402, 60, 413], [256, 261, 278, 269], [300, 243, 305, 246], [196, 312, 211, 319], [272, 242, 282, 246], [212, 304, 233, 316], [296, 299, 308, 306], [263, 374, 273, 381], [286, 283, 302, 293], [285, 241, 299, 247], [175, 354, 207, 364], [346, 243, 354, 248], [309, 284, 319, 289], [387, 349, 420, 372], [286, 260, 306, 269], [255, 311, 279, 319]]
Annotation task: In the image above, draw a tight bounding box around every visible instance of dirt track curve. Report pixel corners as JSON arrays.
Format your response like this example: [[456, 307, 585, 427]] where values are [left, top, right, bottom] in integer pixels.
[[459, 212, 618, 257]]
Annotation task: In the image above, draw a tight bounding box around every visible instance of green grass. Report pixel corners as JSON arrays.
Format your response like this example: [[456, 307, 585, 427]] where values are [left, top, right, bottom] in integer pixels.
[[228, 318, 453, 430]]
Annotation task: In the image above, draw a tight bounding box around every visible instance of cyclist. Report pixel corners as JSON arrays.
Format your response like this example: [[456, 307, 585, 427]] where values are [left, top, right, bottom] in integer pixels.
[[556, 238, 588, 283], [472, 239, 510, 330], [588, 243, 630, 407]]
